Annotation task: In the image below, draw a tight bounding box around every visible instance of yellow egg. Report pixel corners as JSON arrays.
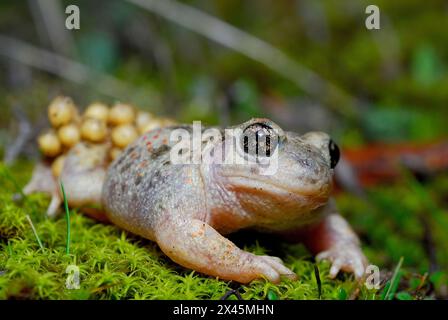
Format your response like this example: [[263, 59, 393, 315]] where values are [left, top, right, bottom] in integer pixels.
[[84, 102, 110, 122], [51, 155, 66, 177], [80, 118, 108, 143], [109, 147, 123, 161], [160, 118, 177, 127], [48, 96, 77, 127], [138, 119, 163, 135], [38, 130, 62, 157], [111, 124, 138, 148], [136, 111, 155, 130], [108, 103, 136, 126], [58, 124, 80, 148]]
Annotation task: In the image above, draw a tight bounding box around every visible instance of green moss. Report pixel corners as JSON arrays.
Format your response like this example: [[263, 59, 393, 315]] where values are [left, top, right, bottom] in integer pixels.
[[1, 161, 446, 300]]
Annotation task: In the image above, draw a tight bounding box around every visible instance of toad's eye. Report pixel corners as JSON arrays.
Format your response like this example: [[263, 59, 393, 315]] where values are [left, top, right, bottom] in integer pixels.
[[242, 123, 278, 157], [329, 139, 340, 169]]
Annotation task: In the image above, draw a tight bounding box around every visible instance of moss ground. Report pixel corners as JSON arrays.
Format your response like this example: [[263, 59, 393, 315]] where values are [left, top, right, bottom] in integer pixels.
[[0, 161, 447, 300]]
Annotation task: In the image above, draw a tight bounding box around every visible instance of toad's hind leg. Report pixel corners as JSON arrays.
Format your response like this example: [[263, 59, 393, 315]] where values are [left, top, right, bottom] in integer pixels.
[[23, 162, 61, 217], [59, 142, 110, 222]]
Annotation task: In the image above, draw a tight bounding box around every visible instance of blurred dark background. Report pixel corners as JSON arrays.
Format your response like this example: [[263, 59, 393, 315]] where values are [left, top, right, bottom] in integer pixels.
[[1, 0, 447, 156]]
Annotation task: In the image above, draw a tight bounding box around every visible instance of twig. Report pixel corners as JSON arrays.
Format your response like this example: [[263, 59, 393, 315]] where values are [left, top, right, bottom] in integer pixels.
[[0, 35, 135, 100], [6, 58, 32, 89], [349, 276, 366, 300], [420, 215, 439, 273], [219, 289, 244, 300], [371, 16, 402, 80], [4, 103, 33, 165], [296, 0, 330, 44], [416, 272, 428, 291], [25, 214, 44, 250], [126, 0, 357, 118], [27, 0, 76, 57]]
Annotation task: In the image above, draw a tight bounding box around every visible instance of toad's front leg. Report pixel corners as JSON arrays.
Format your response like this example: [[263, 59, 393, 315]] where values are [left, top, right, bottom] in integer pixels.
[[155, 216, 297, 284]]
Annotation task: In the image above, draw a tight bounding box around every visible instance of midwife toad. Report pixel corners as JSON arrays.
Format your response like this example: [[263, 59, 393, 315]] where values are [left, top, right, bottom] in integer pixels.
[[24, 118, 367, 283]]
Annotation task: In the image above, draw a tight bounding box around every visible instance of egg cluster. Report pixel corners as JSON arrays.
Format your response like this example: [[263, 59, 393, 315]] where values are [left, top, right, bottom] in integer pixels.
[[37, 96, 176, 177]]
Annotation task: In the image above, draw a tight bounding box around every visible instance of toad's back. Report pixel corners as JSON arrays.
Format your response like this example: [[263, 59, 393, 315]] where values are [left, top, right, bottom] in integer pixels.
[[102, 126, 204, 241]]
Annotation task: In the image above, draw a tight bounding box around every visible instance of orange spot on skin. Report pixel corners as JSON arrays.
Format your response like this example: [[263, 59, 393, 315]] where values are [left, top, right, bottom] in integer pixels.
[[146, 141, 153, 152], [191, 224, 206, 238], [138, 161, 148, 169]]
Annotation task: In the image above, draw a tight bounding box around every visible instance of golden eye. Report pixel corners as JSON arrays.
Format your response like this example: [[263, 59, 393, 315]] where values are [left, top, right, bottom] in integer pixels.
[[241, 123, 278, 157]]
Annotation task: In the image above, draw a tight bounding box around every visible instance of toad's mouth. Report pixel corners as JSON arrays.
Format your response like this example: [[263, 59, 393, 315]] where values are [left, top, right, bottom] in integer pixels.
[[220, 174, 332, 199]]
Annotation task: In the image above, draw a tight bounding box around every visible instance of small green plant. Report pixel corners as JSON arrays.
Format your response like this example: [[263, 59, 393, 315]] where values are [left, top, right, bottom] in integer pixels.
[[381, 257, 404, 300], [60, 182, 71, 255]]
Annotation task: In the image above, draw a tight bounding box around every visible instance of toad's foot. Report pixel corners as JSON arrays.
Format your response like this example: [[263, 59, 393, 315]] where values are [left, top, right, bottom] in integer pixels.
[[303, 213, 368, 279], [316, 242, 367, 279], [251, 255, 298, 283], [280, 201, 368, 280], [155, 218, 297, 284]]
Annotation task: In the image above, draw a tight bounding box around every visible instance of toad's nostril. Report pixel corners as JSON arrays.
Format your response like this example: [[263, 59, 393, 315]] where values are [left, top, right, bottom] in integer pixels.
[[299, 159, 311, 167]]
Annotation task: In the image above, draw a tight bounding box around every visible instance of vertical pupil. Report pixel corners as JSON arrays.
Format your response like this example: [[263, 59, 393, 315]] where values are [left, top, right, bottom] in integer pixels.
[[242, 124, 276, 157], [266, 135, 271, 156], [255, 131, 259, 156], [244, 135, 249, 153]]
